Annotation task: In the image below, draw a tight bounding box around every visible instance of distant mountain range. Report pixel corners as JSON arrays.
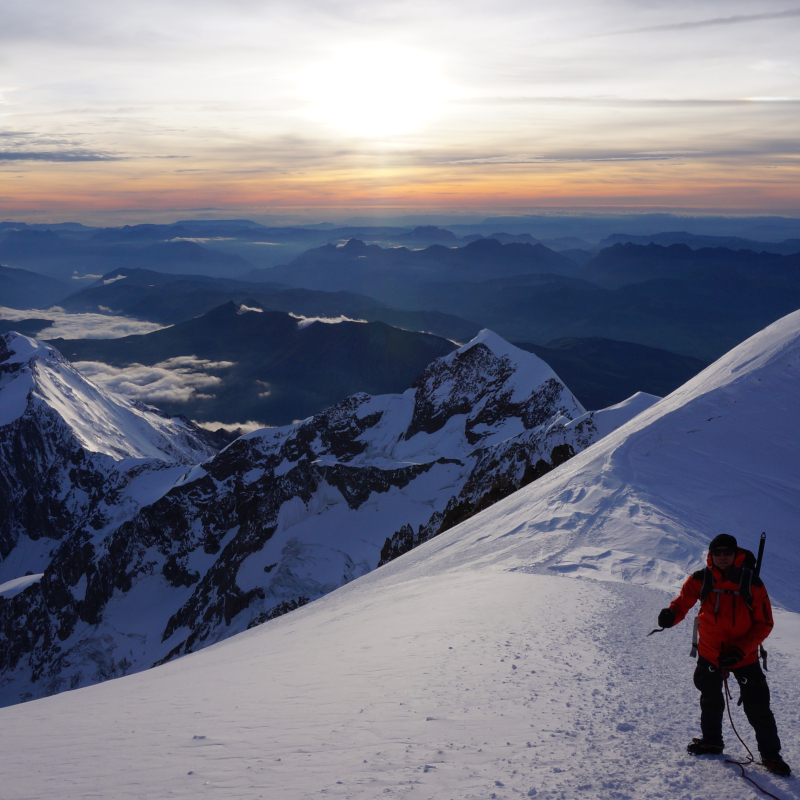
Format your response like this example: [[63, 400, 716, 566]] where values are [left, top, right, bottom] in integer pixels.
[[243, 239, 800, 361], [2, 219, 564, 278], [0, 230, 250, 281], [600, 230, 800, 256], [577, 241, 800, 288], [4, 225, 800, 364], [50, 302, 459, 426], [242, 237, 578, 299], [0, 265, 70, 309], [55, 267, 482, 343]]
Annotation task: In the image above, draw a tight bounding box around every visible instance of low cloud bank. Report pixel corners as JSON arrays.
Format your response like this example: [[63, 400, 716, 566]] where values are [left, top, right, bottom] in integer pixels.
[[74, 356, 234, 404], [290, 313, 366, 330], [0, 307, 165, 340], [193, 420, 268, 435]]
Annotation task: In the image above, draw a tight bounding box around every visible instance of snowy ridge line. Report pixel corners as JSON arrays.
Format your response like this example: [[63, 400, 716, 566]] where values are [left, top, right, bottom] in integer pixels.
[[1, 566, 798, 800], [388, 310, 800, 612], [0, 331, 219, 462]]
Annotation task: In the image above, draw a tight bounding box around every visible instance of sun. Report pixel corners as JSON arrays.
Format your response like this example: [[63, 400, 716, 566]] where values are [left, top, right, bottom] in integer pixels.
[[302, 43, 448, 138]]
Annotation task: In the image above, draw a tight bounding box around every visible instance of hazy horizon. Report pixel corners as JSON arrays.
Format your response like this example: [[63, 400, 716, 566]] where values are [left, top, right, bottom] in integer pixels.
[[3, 210, 800, 238]]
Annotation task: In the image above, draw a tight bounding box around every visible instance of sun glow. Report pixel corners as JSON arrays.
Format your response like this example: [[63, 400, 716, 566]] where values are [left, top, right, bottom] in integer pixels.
[[302, 43, 448, 137]]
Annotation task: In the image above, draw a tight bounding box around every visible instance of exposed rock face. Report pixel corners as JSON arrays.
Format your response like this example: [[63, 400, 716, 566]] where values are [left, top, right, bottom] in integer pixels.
[[0, 330, 656, 707]]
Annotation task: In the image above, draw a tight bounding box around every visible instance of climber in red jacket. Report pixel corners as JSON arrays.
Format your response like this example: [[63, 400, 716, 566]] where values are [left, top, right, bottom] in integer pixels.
[[657, 534, 790, 776]]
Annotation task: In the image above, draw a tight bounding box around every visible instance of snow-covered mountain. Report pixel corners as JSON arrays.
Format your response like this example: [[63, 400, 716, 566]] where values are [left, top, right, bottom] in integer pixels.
[[1, 312, 799, 800], [0, 332, 219, 580], [0, 330, 654, 706], [0, 331, 224, 692]]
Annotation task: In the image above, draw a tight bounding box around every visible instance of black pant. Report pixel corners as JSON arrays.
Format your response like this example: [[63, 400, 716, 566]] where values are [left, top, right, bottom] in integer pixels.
[[693, 656, 781, 757]]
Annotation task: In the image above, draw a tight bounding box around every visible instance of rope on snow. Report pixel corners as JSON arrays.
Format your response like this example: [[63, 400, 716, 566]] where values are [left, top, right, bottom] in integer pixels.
[[722, 674, 783, 800]]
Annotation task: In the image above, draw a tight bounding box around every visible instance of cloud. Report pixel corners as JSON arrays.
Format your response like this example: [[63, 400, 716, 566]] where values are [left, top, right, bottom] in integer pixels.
[[73, 356, 235, 404], [193, 419, 268, 435], [1, 0, 798, 214], [0, 150, 121, 162], [290, 313, 366, 329], [0, 306, 166, 339], [443, 152, 698, 166], [0, 132, 122, 163], [236, 304, 263, 314], [462, 96, 800, 108], [608, 9, 800, 36], [170, 237, 236, 243]]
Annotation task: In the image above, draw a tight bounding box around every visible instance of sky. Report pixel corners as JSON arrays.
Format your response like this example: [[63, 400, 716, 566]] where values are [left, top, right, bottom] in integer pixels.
[[1, 0, 799, 222]]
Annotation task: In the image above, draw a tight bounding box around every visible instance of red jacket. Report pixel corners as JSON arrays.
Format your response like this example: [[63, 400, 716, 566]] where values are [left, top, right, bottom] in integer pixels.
[[669, 549, 774, 667]]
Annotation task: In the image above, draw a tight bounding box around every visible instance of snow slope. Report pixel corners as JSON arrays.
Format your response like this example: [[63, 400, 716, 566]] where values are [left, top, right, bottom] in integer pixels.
[[415, 309, 800, 610], [1, 312, 799, 799]]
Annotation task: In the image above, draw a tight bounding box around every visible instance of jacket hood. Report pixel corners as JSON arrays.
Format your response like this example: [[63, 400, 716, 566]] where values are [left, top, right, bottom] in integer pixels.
[[706, 547, 747, 571]]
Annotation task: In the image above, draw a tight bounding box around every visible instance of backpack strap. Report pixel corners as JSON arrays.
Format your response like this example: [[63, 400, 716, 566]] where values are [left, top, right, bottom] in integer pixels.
[[696, 567, 714, 603]]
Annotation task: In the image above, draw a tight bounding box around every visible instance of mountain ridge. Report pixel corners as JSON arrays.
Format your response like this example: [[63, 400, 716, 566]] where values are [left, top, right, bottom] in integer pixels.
[[0, 328, 654, 705]]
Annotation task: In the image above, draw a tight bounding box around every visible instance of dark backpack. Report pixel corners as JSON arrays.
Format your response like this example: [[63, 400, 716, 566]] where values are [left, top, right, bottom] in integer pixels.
[[694, 548, 760, 610]]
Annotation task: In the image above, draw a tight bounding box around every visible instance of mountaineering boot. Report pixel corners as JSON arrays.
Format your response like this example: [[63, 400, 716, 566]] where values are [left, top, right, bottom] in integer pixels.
[[761, 756, 791, 776], [687, 738, 724, 756]]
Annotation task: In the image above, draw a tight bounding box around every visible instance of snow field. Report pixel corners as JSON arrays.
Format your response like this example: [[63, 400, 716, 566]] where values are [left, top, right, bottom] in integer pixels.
[[1, 568, 797, 799]]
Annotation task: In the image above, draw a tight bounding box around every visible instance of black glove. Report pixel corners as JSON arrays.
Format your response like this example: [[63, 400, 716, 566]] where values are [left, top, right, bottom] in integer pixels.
[[719, 647, 744, 669], [657, 608, 676, 628]]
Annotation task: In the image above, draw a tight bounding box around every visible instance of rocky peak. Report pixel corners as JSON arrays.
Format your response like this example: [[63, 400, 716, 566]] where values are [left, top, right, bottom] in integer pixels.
[[1, 332, 63, 366], [405, 330, 583, 444], [0, 334, 220, 584]]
